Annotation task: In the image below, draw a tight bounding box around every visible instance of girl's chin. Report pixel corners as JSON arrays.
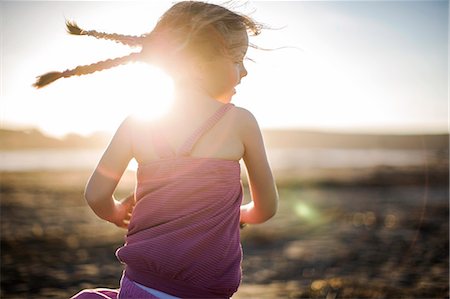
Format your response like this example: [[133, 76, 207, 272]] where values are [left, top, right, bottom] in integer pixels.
[[216, 93, 234, 104], [213, 88, 235, 102]]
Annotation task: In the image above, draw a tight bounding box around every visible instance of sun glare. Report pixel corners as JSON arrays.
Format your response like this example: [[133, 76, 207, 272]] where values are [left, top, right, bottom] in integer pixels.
[[107, 62, 174, 172], [116, 62, 175, 121]]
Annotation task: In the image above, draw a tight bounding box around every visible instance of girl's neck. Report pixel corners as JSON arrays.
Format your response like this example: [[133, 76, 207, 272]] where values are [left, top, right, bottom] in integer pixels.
[[172, 81, 218, 108], [158, 82, 224, 127]]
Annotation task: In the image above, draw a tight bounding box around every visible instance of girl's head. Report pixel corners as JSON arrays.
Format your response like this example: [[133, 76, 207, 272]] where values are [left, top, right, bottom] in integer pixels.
[[141, 1, 259, 102], [34, 1, 261, 101]]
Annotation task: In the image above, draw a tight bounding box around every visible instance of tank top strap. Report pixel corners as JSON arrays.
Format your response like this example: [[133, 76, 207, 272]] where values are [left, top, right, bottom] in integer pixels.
[[177, 103, 234, 156]]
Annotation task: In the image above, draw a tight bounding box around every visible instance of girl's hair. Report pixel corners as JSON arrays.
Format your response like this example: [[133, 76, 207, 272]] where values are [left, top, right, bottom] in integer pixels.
[[33, 1, 261, 88]]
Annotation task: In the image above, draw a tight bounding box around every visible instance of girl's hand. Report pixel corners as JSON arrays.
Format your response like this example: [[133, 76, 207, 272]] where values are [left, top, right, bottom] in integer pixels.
[[110, 193, 135, 229]]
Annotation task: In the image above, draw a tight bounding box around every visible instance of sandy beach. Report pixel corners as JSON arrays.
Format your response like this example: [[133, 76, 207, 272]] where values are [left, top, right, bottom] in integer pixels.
[[1, 165, 448, 298]]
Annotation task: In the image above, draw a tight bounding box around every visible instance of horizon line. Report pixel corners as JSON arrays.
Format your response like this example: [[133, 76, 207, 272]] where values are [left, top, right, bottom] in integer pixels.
[[0, 124, 448, 139]]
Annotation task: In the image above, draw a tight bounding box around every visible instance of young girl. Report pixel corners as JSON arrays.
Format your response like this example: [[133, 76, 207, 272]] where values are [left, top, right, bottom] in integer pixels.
[[35, 1, 278, 298]]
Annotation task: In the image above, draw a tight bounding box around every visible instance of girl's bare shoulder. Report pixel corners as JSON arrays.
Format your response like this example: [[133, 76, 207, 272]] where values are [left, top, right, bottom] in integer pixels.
[[230, 105, 260, 134], [233, 106, 256, 123]]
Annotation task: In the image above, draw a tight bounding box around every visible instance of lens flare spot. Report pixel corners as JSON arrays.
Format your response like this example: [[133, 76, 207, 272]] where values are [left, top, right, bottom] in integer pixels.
[[295, 203, 312, 218], [311, 279, 328, 291], [363, 211, 376, 227], [352, 212, 365, 227], [294, 203, 319, 222], [384, 214, 397, 228]]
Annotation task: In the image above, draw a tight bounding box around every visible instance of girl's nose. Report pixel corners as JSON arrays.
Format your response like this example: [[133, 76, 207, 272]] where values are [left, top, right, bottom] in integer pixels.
[[240, 63, 248, 79]]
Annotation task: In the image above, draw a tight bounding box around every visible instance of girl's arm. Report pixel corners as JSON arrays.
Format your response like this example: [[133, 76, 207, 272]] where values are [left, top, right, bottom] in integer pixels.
[[239, 109, 279, 224], [84, 117, 135, 228]]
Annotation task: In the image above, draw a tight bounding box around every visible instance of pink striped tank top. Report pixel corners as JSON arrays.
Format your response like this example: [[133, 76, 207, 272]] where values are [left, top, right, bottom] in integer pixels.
[[116, 103, 243, 299]]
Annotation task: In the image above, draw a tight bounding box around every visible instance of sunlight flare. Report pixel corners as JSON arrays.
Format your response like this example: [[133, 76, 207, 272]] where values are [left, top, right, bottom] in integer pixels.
[[117, 63, 174, 121]]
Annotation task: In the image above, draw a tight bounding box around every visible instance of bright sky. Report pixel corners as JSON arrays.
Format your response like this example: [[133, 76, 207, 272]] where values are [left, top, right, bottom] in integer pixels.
[[1, 0, 448, 137]]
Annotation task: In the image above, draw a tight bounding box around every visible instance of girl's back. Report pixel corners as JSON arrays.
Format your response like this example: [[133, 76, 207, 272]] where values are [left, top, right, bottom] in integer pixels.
[[131, 99, 246, 164], [117, 101, 245, 298]]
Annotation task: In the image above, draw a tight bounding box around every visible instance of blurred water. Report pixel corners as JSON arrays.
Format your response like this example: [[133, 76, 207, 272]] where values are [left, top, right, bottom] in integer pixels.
[[269, 148, 436, 170], [0, 148, 438, 171], [0, 149, 103, 171]]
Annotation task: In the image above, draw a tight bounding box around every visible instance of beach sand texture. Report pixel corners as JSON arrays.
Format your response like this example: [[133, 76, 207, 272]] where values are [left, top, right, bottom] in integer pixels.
[[1, 166, 448, 299]]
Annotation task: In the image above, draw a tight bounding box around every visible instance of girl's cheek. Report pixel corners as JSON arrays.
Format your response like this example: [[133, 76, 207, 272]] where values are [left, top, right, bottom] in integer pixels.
[[228, 64, 240, 85], [223, 64, 238, 85]]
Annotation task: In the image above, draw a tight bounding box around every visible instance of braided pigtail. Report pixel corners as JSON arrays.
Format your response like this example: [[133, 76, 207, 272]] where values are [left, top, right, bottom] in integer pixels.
[[66, 20, 144, 47], [33, 52, 140, 88]]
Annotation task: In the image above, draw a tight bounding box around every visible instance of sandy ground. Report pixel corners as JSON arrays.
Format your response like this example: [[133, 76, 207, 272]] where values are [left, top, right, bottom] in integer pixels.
[[1, 167, 448, 299]]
